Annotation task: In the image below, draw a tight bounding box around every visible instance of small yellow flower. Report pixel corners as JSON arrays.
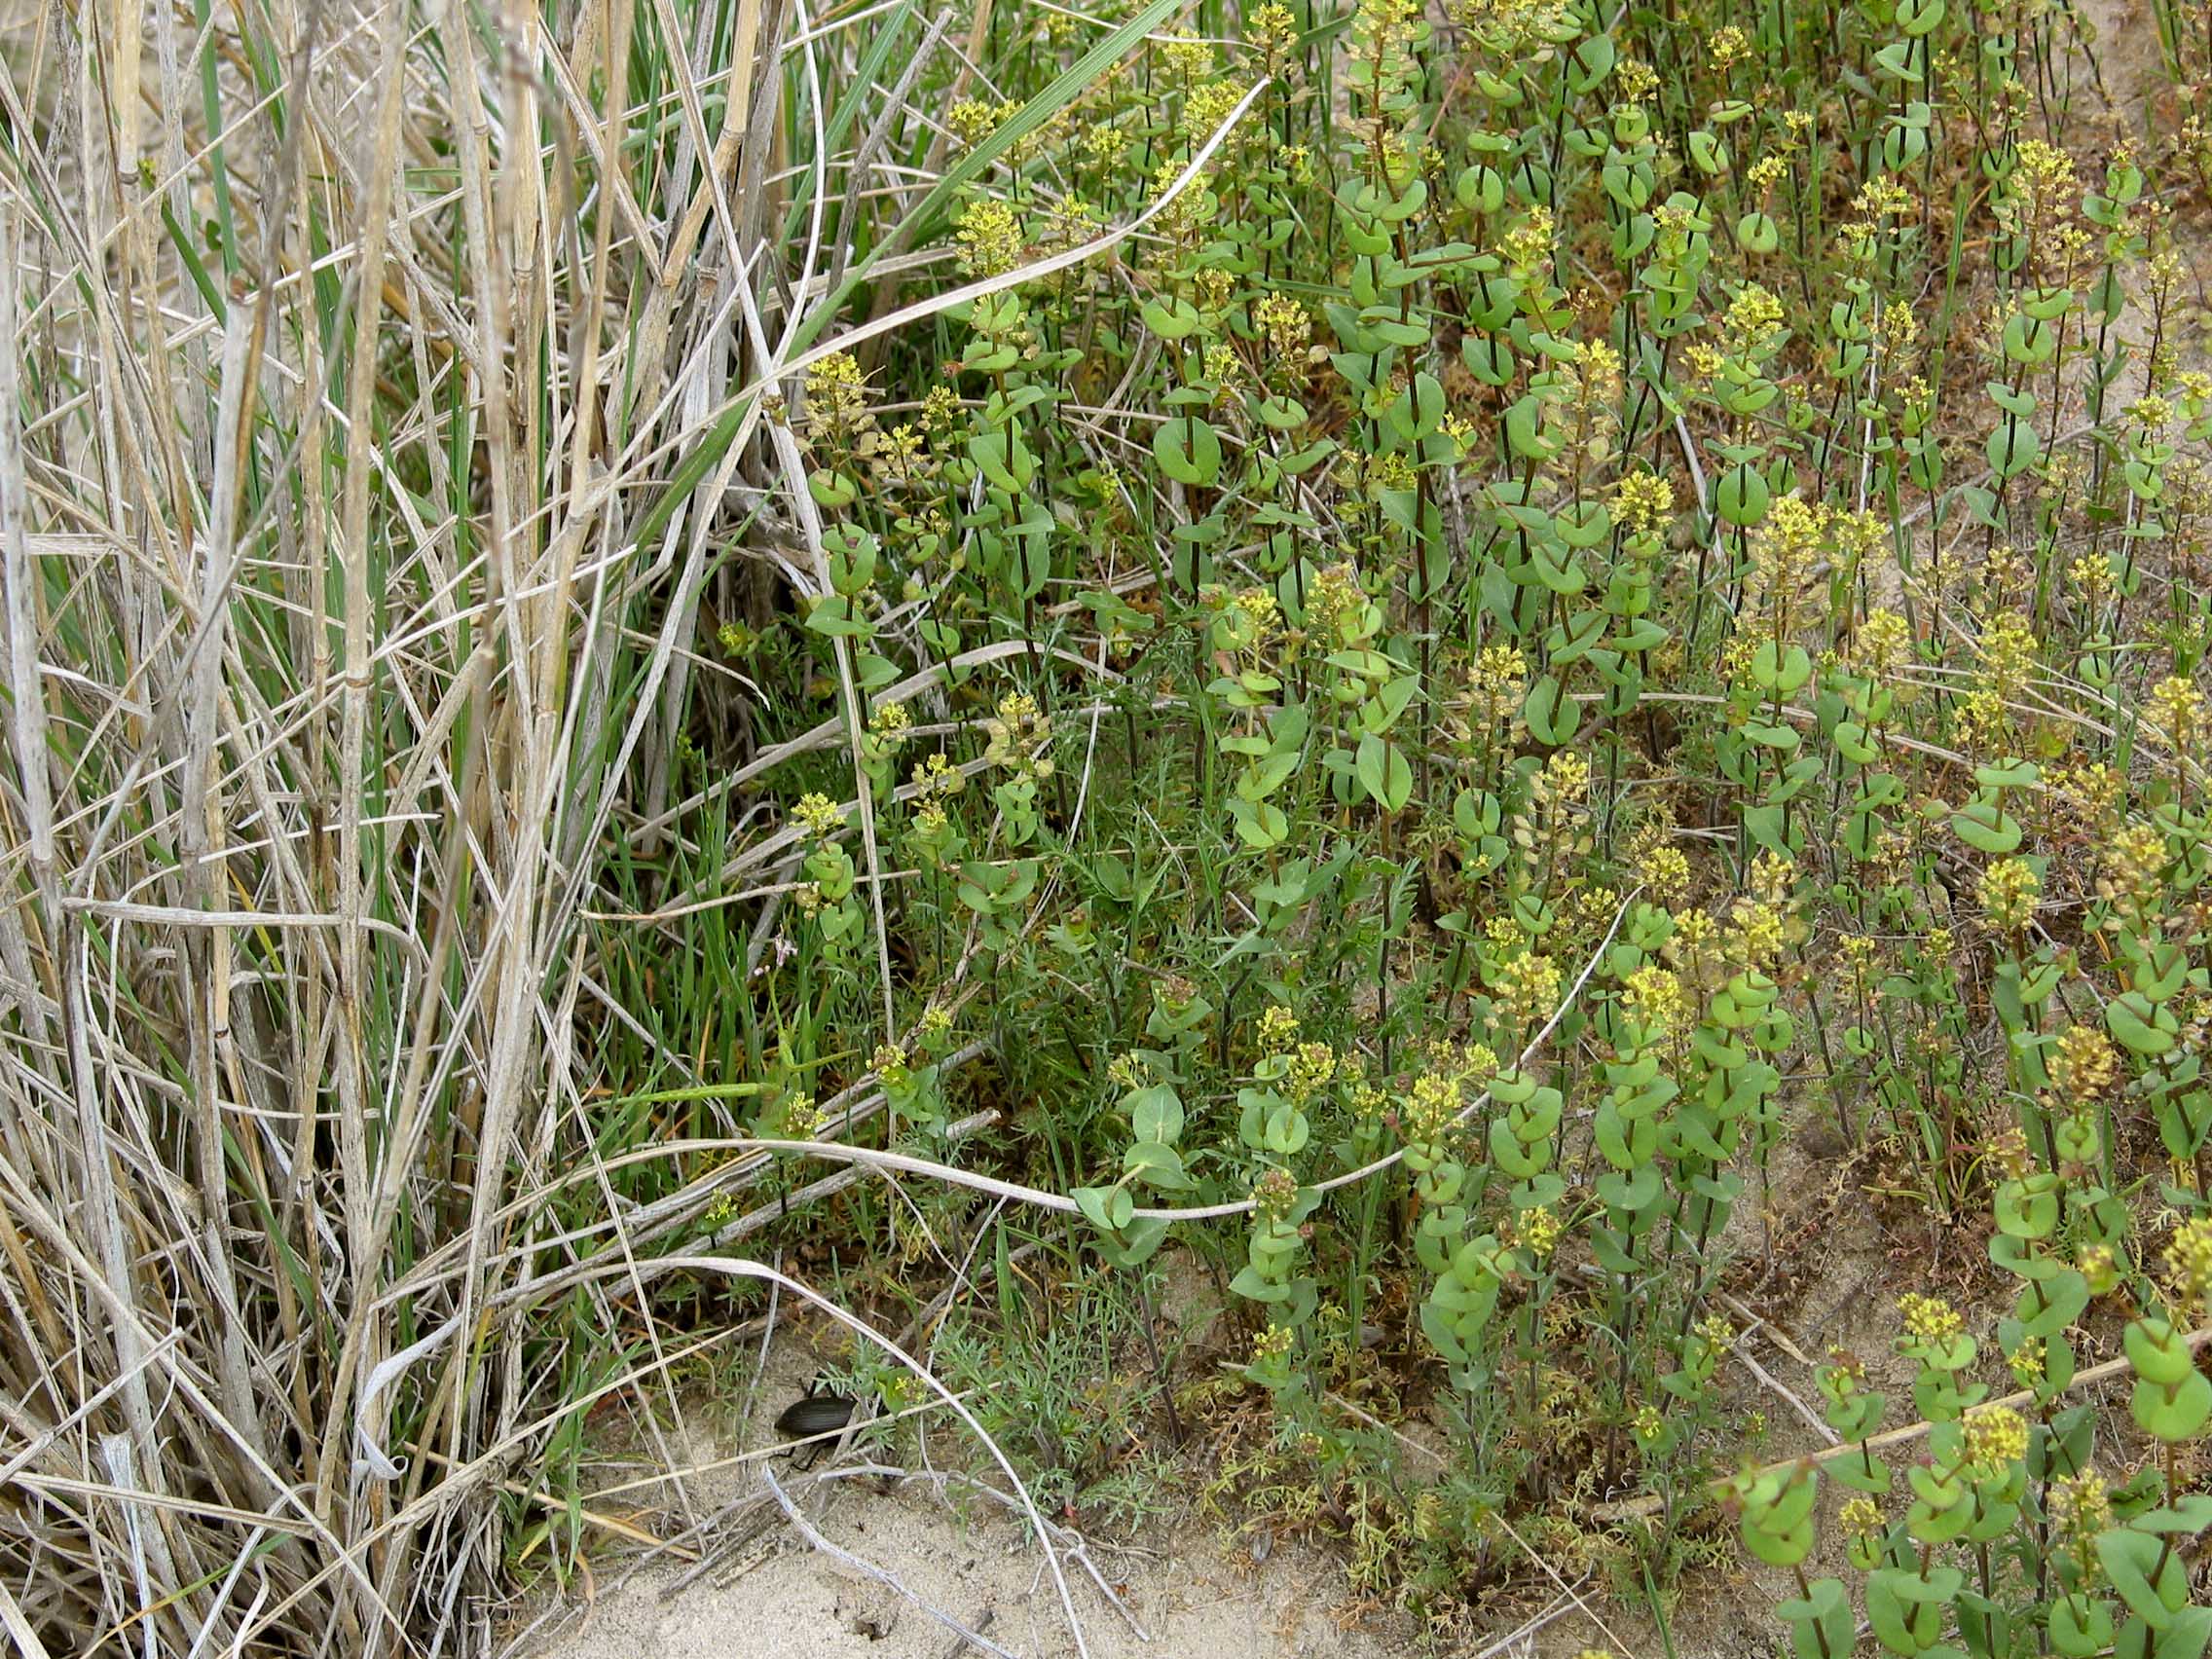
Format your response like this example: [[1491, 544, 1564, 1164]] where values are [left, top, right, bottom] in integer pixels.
[[1623, 965, 1684, 1033], [1983, 1125, 2031, 1180], [1839, 1496, 1883, 1535], [1980, 610, 2039, 699], [1899, 1292, 1964, 1344], [1709, 24, 1752, 70], [1722, 282, 1787, 352], [793, 793, 844, 837], [2078, 1242, 2119, 1295], [1495, 950, 1563, 1029], [1543, 750, 1591, 801], [1855, 607, 1915, 677], [1516, 1206, 1563, 1258], [1960, 1404, 2029, 1470], [1401, 1071, 1461, 1144], [1244, 0, 1299, 55], [920, 386, 962, 433], [1638, 843, 1692, 902], [2047, 1472, 2110, 1542], [1252, 291, 1312, 363], [982, 690, 1054, 779], [2146, 674, 2208, 750], [1285, 1041, 1336, 1103], [953, 199, 1025, 277], [2167, 1217, 2212, 1306], [2050, 1024, 2120, 1098], [1499, 205, 1556, 273], [780, 1092, 823, 1139], [1614, 469, 1677, 534], [1978, 858, 2040, 932], [1187, 76, 1251, 139], [948, 98, 998, 143]]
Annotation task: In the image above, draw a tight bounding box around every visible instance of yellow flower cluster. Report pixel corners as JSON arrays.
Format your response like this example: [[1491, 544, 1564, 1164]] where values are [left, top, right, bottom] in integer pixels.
[[1284, 1041, 1337, 1103], [1499, 205, 1556, 274], [1401, 1070, 1462, 1144], [1253, 292, 1312, 364], [982, 691, 1054, 780], [1305, 563, 1368, 644], [1980, 610, 2038, 699], [1515, 1206, 1563, 1257], [1614, 469, 1677, 534], [803, 351, 872, 439], [2050, 1024, 2119, 1099], [1624, 965, 1684, 1032], [872, 1042, 910, 1088], [1727, 898, 1786, 966], [1455, 0, 1571, 51], [1638, 843, 1691, 902], [1082, 122, 1132, 170], [1746, 154, 1788, 193], [954, 200, 1025, 277], [1983, 1124, 2031, 1181], [1749, 494, 1828, 602], [1978, 858, 2040, 932], [794, 792, 845, 837], [778, 1091, 823, 1140], [2168, 1217, 2212, 1305], [1614, 59, 1659, 104], [1187, 77, 1251, 139], [2046, 1472, 2111, 1542], [2047, 758, 2123, 835], [1542, 750, 1591, 802], [2146, 674, 2208, 750], [1722, 282, 1786, 352], [2097, 820, 2169, 913], [1495, 950, 1564, 1028], [948, 98, 1008, 144], [1709, 24, 1752, 69], [1243, 1, 1299, 57], [1960, 1404, 2029, 1471], [1161, 36, 1213, 82], [1855, 607, 1914, 677], [1899, 1292, 1964, 1343]]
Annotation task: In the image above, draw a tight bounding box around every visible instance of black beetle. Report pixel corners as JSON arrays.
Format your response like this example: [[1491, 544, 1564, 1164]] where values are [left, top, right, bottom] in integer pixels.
[[774, 1377, 859, 1467]]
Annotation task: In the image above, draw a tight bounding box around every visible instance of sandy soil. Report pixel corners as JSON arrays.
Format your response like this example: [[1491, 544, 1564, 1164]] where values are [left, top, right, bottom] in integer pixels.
[[514, 1479, 1413, 1659], [500, 1320, 1423, 1659]]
